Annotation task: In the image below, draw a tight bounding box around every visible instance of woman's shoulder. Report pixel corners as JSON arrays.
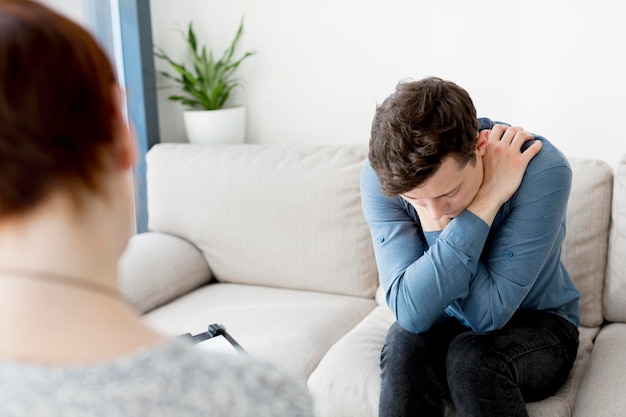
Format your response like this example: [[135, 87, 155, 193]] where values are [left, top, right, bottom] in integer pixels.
[[120, 338, 314, 416], [0, 338, 313, 417]]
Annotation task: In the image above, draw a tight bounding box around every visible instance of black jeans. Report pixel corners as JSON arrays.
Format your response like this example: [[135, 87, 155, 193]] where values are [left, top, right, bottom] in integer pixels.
[[379, 310, 579, 417]]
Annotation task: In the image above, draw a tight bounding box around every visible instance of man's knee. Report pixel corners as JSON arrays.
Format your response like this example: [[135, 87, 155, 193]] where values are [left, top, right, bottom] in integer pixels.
[[445, 332, 516, 390], [381, 322, 429, 370]]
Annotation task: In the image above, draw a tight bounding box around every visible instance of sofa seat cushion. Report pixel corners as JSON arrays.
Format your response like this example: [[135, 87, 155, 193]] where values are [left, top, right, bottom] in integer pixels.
[[308, 306, 599, 417], [308, 306, 393, 417], [573, 323, 626, 417], [143, 283, 376, 380]]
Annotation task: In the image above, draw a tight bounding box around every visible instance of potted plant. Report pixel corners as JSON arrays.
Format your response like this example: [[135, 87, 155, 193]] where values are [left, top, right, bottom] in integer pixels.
[[154, 19, 254, 144]]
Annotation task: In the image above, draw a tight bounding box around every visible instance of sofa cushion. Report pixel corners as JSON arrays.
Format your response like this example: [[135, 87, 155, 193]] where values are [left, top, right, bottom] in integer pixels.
[[308, 306, 393, 417], [146, 144, 378, 298], [143, 282, 377, 380], [118, 232, 212, 313], [604, 155, 626, 322], [573, 323, 626, 417], [561, 158, 613, 327], [308, 306, 598, 417]]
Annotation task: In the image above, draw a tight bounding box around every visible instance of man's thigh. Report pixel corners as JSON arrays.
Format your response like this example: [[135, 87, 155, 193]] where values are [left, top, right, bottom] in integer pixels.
[[446, 310, 579, 401], [381, 315, 468, 371], [379, 316, 470, 417]]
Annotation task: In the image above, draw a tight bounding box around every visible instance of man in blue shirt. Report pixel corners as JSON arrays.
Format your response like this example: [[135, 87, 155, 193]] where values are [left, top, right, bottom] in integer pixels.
[[361, 77, 580, 417]]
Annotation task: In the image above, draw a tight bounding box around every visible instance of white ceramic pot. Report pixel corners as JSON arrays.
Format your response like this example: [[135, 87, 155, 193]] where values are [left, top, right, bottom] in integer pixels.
[[183, 106, 246, 144]]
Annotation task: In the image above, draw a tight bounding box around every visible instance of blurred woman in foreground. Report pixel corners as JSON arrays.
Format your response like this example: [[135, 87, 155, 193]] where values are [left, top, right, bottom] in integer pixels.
[[0, 1, 312, 415]]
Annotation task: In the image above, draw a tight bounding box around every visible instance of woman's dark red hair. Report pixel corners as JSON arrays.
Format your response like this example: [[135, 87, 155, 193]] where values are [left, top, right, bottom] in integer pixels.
[[0, 0, 118, 216]]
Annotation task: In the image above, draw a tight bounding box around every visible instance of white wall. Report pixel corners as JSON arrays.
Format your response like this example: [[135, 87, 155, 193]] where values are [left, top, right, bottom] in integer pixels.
[[24, 1, 626, 167], [150, 1, 625, 168]]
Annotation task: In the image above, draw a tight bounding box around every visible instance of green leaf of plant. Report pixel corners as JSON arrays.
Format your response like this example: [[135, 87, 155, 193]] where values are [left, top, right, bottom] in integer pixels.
[[154, 18, 254, 110]]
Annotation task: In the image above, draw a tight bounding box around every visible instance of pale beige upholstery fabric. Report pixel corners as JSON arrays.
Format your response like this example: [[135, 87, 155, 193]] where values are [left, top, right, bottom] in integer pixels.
[[308, 306, 598, 417], [146, 144, 378, 298], [573, 323, 626, 417], [575, 156, 626, 416], [604, 155, 626, 322], [561, 158, 613, 327], [135, 144, 616, 417], [118, 232, 211, 313], [144, 283, 377, 380], [308, 306, 394, 417]]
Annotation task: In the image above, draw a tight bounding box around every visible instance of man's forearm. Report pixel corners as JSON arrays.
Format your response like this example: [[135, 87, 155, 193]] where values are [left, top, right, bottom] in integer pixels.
[[466, 191, 503, 227], [387, 210, 490, 333]]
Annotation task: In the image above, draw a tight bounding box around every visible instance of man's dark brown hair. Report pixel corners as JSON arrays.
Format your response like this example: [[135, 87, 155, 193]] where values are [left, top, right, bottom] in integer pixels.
[[369, 77, 478, 196]]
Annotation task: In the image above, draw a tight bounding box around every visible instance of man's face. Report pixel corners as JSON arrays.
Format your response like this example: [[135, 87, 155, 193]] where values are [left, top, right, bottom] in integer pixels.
[[401, 152, 484, 222]]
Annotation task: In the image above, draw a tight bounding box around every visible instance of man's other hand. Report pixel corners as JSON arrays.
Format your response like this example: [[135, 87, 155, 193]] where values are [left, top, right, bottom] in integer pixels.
[[467, 125, 542, 226]]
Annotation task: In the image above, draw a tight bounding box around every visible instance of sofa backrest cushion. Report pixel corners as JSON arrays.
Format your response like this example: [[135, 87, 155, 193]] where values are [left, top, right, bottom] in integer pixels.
[[561, 158, 613, 328], [605, 155, 626, 322], [146, 144, 379, 298]]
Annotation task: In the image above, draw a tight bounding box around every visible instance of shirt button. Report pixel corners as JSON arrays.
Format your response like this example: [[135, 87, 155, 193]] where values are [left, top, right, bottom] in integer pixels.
[[505, 250, 514, 258], [377, 237, 385, 244]]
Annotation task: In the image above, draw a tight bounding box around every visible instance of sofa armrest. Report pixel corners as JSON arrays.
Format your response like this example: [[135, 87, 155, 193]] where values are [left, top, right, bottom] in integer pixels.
[[118, 232, 212, 314], [573, 323, 626, 417]]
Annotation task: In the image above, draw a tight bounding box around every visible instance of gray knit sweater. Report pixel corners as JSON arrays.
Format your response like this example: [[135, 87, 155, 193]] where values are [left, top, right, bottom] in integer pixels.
[[0, 339, 313, 416]]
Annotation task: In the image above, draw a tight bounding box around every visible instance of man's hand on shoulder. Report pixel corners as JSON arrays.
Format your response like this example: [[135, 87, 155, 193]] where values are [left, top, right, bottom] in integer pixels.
[[467, 125, 542, 226]]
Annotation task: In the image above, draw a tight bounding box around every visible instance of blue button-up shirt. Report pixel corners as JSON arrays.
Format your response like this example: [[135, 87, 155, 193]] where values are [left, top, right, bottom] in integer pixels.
[[360, 118, 580, 333]]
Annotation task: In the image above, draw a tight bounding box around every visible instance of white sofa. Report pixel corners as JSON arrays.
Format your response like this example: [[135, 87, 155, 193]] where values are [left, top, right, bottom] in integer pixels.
[[119, 143, 626, 417]]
